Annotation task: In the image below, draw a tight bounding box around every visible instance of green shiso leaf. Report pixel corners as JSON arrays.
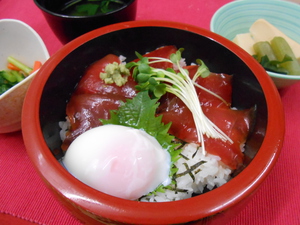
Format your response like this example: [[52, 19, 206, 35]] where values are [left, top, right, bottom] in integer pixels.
[[101, 91, 178, 149]]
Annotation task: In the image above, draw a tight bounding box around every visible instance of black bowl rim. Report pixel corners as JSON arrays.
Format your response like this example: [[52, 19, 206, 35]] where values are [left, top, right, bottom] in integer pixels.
[[33, 0, 136, 19]]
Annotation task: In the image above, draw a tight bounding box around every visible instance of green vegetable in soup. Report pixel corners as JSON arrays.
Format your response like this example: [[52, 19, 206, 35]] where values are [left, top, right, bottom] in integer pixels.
[[59, 0, 126, 16]]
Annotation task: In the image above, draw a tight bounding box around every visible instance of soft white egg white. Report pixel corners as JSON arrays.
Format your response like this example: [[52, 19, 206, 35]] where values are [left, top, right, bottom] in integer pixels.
[[62, 124, 171, 200]]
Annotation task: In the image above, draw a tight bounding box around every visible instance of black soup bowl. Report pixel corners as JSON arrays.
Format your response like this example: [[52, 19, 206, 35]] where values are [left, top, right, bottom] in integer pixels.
[[22, 20, 284, 225], [34, 0, 137, 43]]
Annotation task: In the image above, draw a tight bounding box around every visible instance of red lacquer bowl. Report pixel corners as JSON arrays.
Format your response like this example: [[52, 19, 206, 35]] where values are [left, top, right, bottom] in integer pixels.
[[22, 20, 285, 225]]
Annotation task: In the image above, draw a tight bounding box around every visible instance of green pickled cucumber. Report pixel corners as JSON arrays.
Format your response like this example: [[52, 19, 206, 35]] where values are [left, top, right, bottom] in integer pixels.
[[253, 41, 277, 62], [271, 36, 300, 75]]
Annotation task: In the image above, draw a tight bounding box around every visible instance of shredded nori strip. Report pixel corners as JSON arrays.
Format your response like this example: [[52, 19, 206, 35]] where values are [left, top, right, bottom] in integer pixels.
[[194, 169, 201, 175], [191, 147, 199, 158], [179, 153, 189, 161], [175, 160, 206, 182], [164, 186, 190, 193]]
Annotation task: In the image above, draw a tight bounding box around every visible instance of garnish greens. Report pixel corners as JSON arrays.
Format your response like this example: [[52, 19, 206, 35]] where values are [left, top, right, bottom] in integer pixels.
[[126, 49, 232, 154], [60, 0, 125, 16], [100, 91, 182, 193]]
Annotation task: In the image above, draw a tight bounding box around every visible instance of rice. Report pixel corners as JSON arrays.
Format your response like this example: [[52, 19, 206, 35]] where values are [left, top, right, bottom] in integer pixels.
[[140, 143, 232, 202], [59, 117, 70, 141], [119, 55, 127, 63]]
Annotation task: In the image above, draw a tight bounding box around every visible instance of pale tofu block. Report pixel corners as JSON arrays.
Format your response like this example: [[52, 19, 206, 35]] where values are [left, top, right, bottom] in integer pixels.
[[232, 33, 256, 55]]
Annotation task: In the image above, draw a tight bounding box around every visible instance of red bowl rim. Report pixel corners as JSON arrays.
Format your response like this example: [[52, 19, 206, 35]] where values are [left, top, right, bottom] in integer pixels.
[[22, 20, 285, 224]]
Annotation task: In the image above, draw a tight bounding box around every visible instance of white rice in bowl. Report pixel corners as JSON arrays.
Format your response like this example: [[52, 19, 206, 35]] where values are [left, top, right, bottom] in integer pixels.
[[140, 143, 232, 202]]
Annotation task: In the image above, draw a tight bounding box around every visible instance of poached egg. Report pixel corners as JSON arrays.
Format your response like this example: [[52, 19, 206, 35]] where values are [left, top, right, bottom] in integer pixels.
[[63, 124, 171, 200]]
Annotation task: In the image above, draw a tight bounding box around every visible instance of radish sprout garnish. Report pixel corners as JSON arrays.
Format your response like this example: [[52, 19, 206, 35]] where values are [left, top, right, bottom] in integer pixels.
[[126, 48, 233, 154]]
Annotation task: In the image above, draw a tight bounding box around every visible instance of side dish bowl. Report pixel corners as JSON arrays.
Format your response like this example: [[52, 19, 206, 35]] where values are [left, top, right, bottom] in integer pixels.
[[210, 0, 300, 89], [0, 19, 49, 133], [34, 0, 137, 44], [22, 20, 284, 225]]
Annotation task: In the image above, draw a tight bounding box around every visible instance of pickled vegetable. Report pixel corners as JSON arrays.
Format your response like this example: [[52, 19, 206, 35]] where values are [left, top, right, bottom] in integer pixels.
[[233, 19, 300, 75], [271, 37, 300, 75], [7, 56, 32, 75], [0, 57, 42, 95], [253, 41, 277, 62], [0, 70, 24, 94]]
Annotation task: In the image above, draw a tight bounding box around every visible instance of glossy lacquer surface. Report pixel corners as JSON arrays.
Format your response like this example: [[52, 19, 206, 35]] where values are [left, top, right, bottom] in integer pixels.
[[22, 20, 284, 225]]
